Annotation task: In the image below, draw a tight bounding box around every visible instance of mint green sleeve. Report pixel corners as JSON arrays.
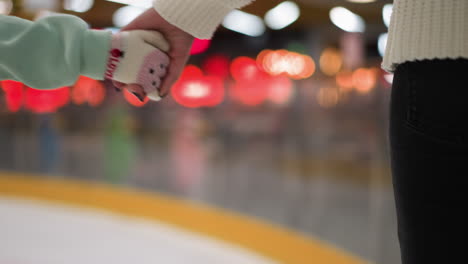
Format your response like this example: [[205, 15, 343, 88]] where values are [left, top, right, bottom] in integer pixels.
[[0, 14, 112, 90]]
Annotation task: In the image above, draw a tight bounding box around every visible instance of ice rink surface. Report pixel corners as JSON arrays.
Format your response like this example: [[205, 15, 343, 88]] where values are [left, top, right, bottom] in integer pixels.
[[0, 197, 276, 264]]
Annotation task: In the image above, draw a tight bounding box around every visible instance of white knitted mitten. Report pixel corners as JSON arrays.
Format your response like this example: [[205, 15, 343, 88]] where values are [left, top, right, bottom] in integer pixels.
[[105, 30, 170, 101]]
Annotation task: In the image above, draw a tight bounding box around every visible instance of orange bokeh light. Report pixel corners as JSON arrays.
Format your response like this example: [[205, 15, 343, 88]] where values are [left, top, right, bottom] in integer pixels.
[[336, 70, 354, 92], [352, 68, 378, 94], [72, 76, 106, 107], [296, 54, 316, 79], [320, 48, 343, 76], [123, 89, 150, 107], [256, 49, 273, 71], [262, 49, 289, 76], [257, 49, 315, 80]]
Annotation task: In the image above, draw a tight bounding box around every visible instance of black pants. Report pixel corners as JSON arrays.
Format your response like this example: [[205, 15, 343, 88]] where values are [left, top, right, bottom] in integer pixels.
[[390, 59, 468, 264]]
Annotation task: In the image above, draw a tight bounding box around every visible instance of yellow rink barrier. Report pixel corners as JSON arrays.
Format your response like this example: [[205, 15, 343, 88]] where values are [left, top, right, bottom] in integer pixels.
[[0, 172, 368, 264]]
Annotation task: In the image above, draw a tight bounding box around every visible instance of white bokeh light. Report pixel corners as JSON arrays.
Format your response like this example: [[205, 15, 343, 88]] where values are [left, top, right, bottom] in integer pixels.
[[264, 1, 300, 30], [223, 10, 265, 37], [183, 83, 210, 99], [64, 0, 94, 13], [113, 5, 146, 28], [378, 33, 388, 57], [383, 4, 393, 28], [330, 7, 365, 33], [384, 73, 394, 84]]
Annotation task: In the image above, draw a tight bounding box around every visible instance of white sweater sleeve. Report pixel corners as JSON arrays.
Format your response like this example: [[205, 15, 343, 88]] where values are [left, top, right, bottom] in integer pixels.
[[153, 0, 254, 39]]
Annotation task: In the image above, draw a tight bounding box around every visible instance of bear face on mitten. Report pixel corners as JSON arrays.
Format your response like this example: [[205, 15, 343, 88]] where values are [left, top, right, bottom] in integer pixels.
[[105, 30, 171, 101], [135, 48, 170, 101]]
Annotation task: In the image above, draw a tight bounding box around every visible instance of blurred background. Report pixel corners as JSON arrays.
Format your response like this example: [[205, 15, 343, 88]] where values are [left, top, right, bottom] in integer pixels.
[[0, 0, 399, 263]]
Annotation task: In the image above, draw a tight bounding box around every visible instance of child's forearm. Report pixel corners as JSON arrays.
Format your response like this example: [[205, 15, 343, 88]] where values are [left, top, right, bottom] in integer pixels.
[[0, 14, 111, 90]]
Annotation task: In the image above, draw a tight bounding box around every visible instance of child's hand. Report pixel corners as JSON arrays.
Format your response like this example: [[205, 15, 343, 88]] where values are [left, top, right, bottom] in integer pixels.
[[105, 30, 170, 101]]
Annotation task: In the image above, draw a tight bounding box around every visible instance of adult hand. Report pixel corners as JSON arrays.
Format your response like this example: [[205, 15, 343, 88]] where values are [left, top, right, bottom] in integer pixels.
[[114, 8, 194, 99]]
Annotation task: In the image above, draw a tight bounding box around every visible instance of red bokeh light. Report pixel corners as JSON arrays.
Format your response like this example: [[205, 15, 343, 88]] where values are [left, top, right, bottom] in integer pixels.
[[171, 65, 225, 108], [182, 65, 204, 78], [230, 80, 269, 106], [1, 80, 24, 112], [24, 86, 70, 114], [202, 54, 230, 80], [5, 89, 23, 113], [1, 80, 23, 93], [230, 72, 270, 107], [230, 57, 263, 82], [190, 38, 211, 55], [267, 75, 294, 105], [229, 56, 287, 106]]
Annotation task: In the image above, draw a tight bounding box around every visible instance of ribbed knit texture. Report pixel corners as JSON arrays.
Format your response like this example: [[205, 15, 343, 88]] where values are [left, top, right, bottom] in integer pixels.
[[383, 0, 468, 72], [153, 0, 254, 39]]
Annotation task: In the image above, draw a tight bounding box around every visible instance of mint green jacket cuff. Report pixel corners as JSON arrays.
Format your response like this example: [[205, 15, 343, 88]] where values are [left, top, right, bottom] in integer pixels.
[[82, 29, 113, 80], [0, 14, 111, 90]]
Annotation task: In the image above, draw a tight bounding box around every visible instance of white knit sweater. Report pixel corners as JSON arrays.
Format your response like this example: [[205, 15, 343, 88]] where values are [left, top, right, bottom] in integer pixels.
[[153, 0, 468, 73], [383, 0, 468, 72], [153, 0, 253, 39]]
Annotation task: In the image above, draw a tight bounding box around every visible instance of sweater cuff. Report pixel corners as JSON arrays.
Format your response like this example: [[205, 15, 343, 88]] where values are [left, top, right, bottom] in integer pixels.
[[153, 0, 234, 39], [81, 29, 112, 80]]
